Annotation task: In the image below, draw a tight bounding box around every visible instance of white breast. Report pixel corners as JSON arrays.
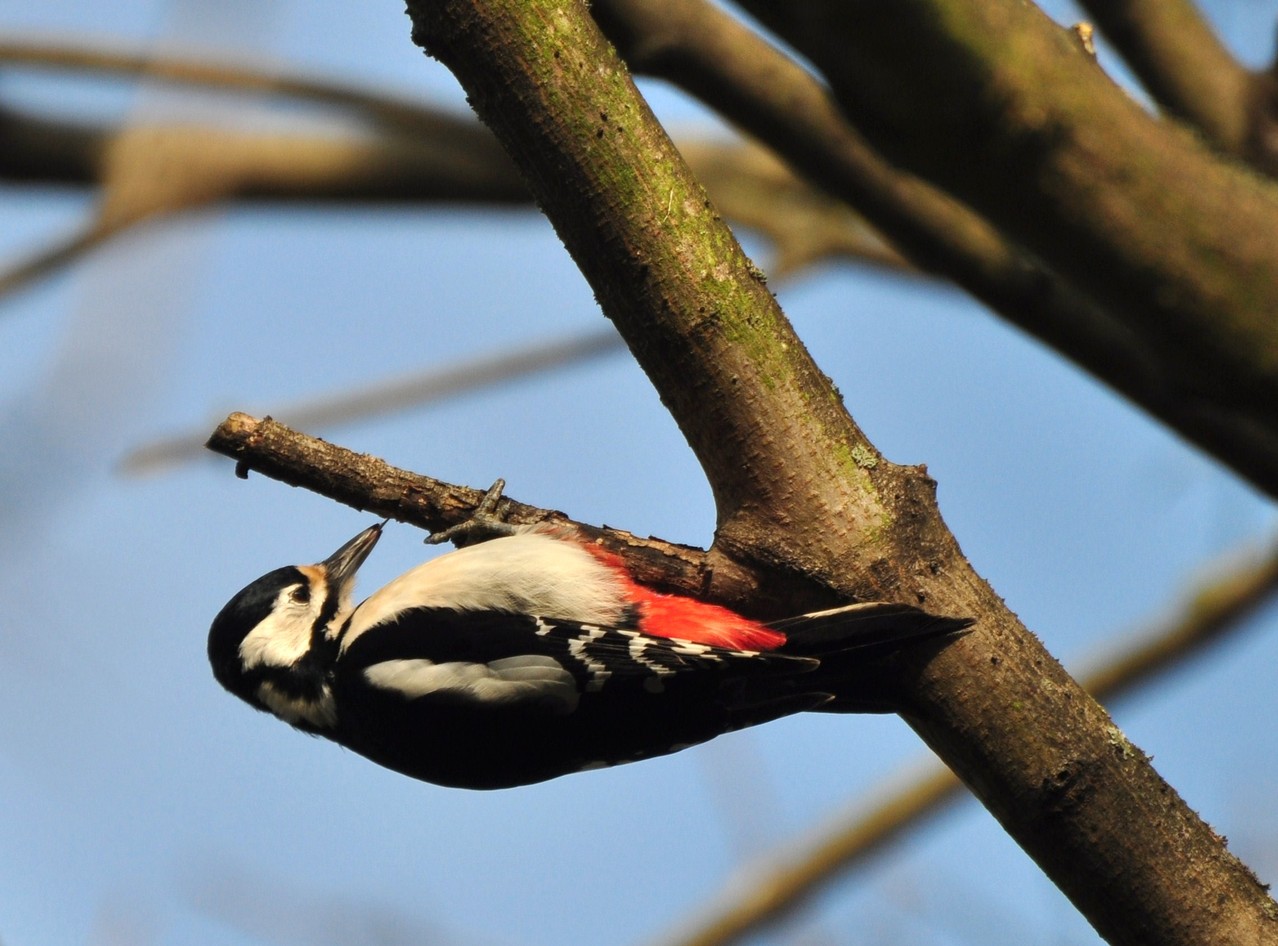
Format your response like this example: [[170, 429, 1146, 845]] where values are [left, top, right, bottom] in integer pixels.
[[341, 532, 629, 650]]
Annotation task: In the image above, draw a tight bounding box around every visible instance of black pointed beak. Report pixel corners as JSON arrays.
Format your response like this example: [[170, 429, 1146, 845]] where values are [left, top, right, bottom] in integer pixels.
[[321, 522, 383, 588]]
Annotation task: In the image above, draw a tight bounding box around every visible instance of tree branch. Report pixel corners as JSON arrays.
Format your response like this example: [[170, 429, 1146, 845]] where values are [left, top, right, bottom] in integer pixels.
[[655, 540, 1278, 946], [0, 103, 527, 205], [591, 0, 1278, 509], [216, 0, 1276, 939], [0, 220, 120, 302], [126, 331, 626, 475], [0, 100, 524, 306], [1072, 0, 1252, 159], [736, 0, 1278, 500], [204, 413, 756, 603], [0, 37, 460, 135]]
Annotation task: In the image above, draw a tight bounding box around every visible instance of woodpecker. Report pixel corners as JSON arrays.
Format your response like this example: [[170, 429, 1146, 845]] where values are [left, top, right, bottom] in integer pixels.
[[208, 486, 971, 789]]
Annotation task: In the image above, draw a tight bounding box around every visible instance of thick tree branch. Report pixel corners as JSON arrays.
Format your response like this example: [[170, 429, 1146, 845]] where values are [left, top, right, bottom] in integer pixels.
[[397, 2, 1276, 943], [209, 407, 1278, 946], [593, 0, 1132, 374], [737, 0, 1278, 500], [656, 541, 1278, 946], [591, 0, 1278, 510]]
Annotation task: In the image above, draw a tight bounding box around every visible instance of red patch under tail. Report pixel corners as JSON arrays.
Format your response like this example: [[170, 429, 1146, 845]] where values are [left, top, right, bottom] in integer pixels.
[[579, 547, 782, 649]]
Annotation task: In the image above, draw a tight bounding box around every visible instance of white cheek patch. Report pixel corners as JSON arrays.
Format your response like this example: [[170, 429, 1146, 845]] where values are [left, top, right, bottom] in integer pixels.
[[239, 587, 320, 671], [363, 656, 580, 714]]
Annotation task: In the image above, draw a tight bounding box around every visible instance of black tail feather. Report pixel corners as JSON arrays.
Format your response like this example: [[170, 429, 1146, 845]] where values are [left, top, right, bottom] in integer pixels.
[[725, 692, 836, 732], [769, 602, 973, 659], [759, 602, 972, 714]]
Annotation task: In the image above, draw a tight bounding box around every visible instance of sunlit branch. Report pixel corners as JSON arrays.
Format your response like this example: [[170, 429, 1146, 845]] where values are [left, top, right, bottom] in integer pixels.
[[204, 412, 758, 600]]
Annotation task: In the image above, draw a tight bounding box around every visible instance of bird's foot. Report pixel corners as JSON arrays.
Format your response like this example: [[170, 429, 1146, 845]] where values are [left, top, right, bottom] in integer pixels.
[[427, 479, 518, 547]]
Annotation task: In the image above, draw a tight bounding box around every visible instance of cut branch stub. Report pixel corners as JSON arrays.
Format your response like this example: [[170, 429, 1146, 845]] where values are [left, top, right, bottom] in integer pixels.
[[204, 412, 751, 603]]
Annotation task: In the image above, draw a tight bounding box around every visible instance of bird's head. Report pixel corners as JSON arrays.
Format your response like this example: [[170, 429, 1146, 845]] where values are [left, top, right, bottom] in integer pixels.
[[207, 522, 383, 730]]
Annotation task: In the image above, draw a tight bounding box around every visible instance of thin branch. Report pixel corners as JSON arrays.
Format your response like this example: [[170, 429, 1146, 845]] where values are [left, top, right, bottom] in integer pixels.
[[0, 101, 526, 305], [0, 37, 455, 135], [0, 220, 118, 301], [1, 103, 528, 205], [204, 413, 755, 601], [124, 329, 626, 475], [650, 541, 1278, 946], [1072, 0, 1252, 158]]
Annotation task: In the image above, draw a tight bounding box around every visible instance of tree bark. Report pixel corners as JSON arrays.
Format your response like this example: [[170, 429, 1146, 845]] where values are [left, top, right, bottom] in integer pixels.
[[591, 0, 1278, 508], [400, 1, 1278, 944], [205, 412, 754, 598], [1073, 0, 1251, 157], [736, 0, 1278, 499]]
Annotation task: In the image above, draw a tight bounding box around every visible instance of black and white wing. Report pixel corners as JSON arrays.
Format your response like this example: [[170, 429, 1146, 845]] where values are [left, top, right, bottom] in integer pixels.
[[327, 607, 826, 788], [338, 606, 816, 713]]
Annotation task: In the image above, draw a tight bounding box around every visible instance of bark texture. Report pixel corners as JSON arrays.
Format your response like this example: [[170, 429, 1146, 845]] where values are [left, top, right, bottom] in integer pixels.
[[737, 0, 1278, 498], [398, 2, 1278, 944]]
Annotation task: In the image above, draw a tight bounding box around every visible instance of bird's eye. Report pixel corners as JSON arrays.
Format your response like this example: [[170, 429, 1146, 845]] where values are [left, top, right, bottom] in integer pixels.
[[289, 585, 311, 604]]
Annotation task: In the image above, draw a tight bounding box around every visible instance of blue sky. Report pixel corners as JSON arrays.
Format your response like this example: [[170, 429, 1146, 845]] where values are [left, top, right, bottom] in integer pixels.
[[2, 2, 1277, 945]]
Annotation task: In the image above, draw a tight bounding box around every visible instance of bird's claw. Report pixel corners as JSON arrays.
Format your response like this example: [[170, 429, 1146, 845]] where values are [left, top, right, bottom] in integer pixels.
[[427, 479, 518, 547]]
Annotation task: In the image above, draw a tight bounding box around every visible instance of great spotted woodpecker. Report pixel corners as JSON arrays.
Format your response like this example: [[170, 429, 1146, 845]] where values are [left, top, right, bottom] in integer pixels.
[[208, 484, 971, 789]]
